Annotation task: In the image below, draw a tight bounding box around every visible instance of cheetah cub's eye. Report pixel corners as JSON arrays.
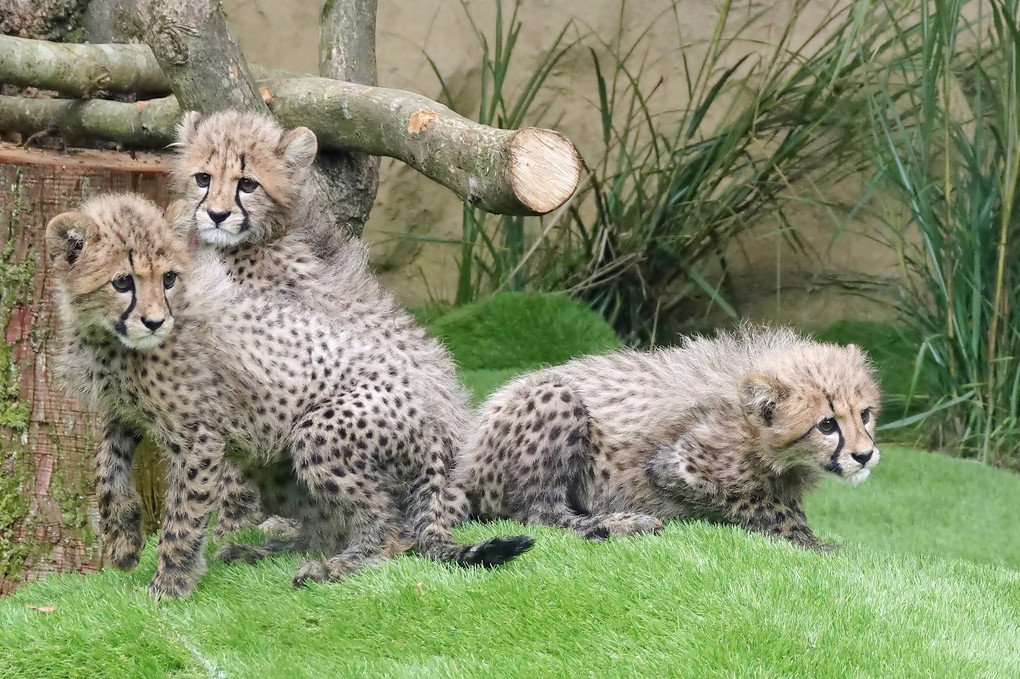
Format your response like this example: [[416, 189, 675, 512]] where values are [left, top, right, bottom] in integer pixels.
[[817, 417, 839, 435], [237, 177, 259, 193], [111, 275, 134, 293], [163, 271, 178, 290], [861, 408, 871, 425], [194, 172, 211, 188]]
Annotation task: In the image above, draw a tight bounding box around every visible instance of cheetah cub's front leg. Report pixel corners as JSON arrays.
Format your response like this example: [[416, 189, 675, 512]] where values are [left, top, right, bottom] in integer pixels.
[[148, 425, 227, 600], [646, 444, 838, 551], [94, 417, 146, 571]]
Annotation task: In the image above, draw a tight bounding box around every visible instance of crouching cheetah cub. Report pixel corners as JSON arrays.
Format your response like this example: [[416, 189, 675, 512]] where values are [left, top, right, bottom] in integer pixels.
[[455, 327, 882, 550]]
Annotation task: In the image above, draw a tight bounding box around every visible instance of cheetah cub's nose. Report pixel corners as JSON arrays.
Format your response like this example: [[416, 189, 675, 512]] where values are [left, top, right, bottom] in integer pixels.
[[208, 210, 230, 225], [851, 450, 873, 466], [142, 317, 165, 331]]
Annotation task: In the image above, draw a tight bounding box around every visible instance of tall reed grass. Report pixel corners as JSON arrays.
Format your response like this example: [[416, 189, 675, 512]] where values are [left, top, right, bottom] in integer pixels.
[[868, 0, 1020, 466], [429, 1, 890, 343]]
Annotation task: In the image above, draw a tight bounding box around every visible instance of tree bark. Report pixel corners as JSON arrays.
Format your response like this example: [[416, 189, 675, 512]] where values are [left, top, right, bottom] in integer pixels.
[[0, 144, 169, 596], [317, 0, 380, 238], [0, 34, 168, 98], [0, 0, 88, 42], [133, 0, 268, 114]]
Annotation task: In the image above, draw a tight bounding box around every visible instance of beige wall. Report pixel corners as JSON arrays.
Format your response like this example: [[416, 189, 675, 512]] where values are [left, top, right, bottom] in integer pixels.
[[222, 0, 902, 326]]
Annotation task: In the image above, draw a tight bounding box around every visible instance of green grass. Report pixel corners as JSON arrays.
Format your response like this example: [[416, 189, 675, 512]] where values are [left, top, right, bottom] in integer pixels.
[[5, 297, 1020, 677], [3, 446, 1020, 678]]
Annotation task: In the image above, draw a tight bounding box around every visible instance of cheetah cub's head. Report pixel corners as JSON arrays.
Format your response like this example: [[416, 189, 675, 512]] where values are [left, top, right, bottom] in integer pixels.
[[47, 194, 191, 351], [172, 110, 318, 248], [739, 342, 882, 485]]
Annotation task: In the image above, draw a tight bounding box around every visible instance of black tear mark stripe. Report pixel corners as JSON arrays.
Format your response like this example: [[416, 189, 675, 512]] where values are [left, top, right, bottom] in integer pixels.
[[114, 287, 137, 336], [824, 431, 845, 474], [235, 183, 251, 233]]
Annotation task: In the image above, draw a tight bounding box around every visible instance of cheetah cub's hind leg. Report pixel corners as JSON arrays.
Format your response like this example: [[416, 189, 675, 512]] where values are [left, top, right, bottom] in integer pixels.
[[288, 395, 408, 586], [477, 377, 662, 540], [212, 463, 267, 539]]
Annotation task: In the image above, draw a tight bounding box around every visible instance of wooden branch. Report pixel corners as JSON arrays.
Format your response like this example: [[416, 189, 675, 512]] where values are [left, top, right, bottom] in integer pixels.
[[0, 33, 293, 99], [133, 0, 268, 113], [269, 78, 581, 215], [0, 29, 582, 215], [0, 34, 168, 97], [317, 0, 380, 238], [0, 78, 582, 214], [0, 93, 179, 147]]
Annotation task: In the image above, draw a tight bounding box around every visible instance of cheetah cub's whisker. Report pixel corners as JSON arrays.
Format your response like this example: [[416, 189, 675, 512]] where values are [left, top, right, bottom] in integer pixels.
[[455, 326, 882, 551], [170, 110, 534, 589], [47, 194, 266, 592]]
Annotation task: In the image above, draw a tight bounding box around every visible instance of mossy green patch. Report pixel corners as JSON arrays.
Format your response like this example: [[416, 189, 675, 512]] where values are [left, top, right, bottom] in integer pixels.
[[0, 466, 30, 580], [0, 170, 38, 583], [0, 171, 36, 432], [428, 292, 622, 371]]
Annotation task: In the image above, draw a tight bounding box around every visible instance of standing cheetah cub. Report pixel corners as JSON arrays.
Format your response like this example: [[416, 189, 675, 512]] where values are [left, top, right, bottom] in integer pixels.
[[47, 194, 266, 593], [456, 327, 881, 550]]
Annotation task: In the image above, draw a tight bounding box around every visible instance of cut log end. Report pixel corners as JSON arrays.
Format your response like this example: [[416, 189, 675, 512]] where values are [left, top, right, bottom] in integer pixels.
[[507, 127, 583, 214]]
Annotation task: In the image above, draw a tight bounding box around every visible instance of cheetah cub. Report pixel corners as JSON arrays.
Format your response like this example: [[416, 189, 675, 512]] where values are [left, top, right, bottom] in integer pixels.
[[47, 194, 264, 592], [169, 109, 355, 302], [170, 110, 533, 586], [455, 327, 881, 550]]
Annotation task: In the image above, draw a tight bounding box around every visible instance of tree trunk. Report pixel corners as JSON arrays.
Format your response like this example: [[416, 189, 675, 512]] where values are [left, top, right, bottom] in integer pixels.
[[0, 143, 169, 596], [317, 0, 380, 238]]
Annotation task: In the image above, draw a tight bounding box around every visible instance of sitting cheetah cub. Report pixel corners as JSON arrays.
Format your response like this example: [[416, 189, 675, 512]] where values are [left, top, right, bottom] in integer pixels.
[[455, 327, 881, 550], [47, 194, 265, 590], [169, 109, 357, 303], [168, 111, 533, 586]]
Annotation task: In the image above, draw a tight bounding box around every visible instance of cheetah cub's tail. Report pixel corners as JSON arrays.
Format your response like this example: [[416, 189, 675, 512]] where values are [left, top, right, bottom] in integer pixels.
[[418, 531, 536, 568], [410, 425, 535, 567]]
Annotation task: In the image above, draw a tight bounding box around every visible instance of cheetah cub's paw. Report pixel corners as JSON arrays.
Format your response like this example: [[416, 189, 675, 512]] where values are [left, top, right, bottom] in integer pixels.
[[292, 557, 361, 587], [148, 572, 195, 600], [214, 542, 263, 564], [104, 529, 144, 572], [809, 541, 841, 553], [597, 512, 664, 537]]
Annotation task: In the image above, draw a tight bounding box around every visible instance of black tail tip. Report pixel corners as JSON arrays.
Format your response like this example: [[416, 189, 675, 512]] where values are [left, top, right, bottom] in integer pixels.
[[469, 534, 536, 568]]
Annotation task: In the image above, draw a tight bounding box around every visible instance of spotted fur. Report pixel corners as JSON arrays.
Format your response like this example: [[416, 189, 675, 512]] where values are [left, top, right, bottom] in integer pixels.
[[455, 326, 882, 550], [170, 110, 533, 588], [48, 194, 265, 586]]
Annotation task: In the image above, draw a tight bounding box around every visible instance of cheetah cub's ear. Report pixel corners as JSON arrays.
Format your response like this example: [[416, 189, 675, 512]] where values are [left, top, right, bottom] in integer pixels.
[[176, 111, 204, 146], [279, 126, 318, 170], [739, 372, 789, 427], [46, 211, 96, 269]]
